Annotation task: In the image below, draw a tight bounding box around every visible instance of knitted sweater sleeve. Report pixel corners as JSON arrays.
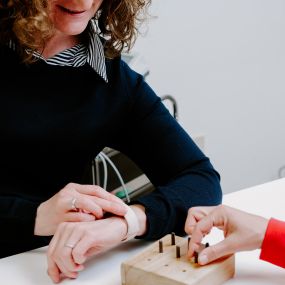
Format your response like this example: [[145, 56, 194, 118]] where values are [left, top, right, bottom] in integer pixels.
[[109, 62, 222, 240], [0, 196, 39, 240]]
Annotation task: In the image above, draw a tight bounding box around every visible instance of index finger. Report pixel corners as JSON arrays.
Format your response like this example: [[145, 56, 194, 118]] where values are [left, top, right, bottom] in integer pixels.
[[89, 196, 127, 217], [47, 255, 61, 284], [187, 207, 226, 258], [68, 184, 123, 203], [184, 206, 216, 234], [47, 226, 63, 283]]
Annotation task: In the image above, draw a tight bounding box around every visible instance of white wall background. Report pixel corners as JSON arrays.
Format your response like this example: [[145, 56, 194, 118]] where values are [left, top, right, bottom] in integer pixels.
[[131, 0, 285, 193]]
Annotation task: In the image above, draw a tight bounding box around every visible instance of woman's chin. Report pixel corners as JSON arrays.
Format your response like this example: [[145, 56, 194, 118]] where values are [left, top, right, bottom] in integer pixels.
[[55, 22, 88, 36]]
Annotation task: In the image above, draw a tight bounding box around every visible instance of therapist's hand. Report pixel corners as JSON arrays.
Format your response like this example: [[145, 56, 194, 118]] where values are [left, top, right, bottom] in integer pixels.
[[185, 205, 268, 265], [46, 216, 128, 283], [34, 183, 127, 236]]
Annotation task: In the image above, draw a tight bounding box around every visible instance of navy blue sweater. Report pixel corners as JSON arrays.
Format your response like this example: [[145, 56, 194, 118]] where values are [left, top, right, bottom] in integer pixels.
[[0, 45, 222, 258]]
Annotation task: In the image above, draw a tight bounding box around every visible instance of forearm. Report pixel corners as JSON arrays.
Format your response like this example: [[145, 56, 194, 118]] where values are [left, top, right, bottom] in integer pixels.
[[109, 73, 222, 240]]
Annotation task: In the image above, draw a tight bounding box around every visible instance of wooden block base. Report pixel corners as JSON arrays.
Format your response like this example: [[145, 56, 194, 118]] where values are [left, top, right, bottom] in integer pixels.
[[121, 234, 235, 285]]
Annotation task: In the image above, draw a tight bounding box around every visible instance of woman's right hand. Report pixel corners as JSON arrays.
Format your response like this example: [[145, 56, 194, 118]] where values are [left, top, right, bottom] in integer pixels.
[[34, 183, 127, 236]]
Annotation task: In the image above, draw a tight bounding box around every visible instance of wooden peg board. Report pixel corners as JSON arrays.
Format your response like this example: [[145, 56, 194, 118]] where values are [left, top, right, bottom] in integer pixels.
[[121, 234, 235, 285]]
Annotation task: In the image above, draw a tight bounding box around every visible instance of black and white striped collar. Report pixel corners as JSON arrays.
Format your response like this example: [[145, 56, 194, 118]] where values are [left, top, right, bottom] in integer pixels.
[[86, 20, 107, 82], [9, 19, 108, 82]]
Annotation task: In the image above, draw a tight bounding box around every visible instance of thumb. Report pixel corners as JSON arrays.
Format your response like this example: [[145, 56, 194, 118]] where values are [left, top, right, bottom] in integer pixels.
[[197, 238, 235, 265]]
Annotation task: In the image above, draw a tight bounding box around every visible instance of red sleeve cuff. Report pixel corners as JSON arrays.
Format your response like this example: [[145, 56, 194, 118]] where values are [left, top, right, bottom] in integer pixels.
[[260, 218, 285, 268]]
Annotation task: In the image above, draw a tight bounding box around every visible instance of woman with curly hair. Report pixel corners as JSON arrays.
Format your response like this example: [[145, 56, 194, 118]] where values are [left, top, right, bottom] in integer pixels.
[[0, 0, 222, 283]]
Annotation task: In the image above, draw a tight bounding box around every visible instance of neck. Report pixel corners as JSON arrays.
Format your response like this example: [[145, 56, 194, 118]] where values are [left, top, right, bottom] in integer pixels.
[[41, 32, 81, 59]]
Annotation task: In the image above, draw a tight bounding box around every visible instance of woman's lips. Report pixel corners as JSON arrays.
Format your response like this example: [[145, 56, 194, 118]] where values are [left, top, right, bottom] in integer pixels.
[[58, 5, 85, 15]]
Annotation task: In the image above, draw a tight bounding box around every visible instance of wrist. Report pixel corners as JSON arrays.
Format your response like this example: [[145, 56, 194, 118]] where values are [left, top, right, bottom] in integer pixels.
[[109, 216, 128, 240], [120, 205, 141, 241], [256, 216, 269, 249], [34, 203, 44, 235], [130, 204, 147, 237], [34, 202, 51, 236]]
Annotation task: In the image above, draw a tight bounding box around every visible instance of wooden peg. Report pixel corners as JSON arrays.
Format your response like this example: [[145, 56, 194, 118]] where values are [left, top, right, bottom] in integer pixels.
[[176, 246, 181, 258], [159, 240, 163, 253], [171, 232, 175, 245], [194, 251, 198, 263]]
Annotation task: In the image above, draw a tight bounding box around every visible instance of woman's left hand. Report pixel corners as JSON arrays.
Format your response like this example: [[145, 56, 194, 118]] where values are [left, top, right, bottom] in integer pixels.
[[46, 217, 128, 283]]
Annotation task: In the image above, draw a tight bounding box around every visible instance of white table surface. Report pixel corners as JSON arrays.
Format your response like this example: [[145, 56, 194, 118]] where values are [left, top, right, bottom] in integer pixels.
[[1, 178, 285, 285]]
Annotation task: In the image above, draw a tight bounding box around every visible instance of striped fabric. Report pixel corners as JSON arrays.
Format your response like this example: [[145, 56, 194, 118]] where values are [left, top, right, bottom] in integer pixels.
[[9, 19, 108, 82]]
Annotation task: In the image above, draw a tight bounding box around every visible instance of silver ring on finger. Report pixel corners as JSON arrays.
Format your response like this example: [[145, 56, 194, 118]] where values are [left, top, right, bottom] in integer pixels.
[[71, 198, 78, 211], [64, 243, 76, 249]]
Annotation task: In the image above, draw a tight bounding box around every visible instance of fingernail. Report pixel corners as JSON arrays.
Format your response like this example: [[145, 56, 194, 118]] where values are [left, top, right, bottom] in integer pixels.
[[76, 265, 84, 271], [199, 255, 208, 265]]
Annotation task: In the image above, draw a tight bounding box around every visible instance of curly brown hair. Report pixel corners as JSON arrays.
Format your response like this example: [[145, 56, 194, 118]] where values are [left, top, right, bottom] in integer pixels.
[[0, 0, 151, 62]]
